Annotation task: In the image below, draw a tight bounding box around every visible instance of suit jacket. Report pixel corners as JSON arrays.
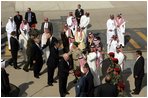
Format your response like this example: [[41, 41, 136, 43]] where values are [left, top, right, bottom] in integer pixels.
[[61, 31, 69, 53], [25, 12, 37, 25], [75, 76, 87, 97], [58, 58, 70, 77], [10, 36, 19, 52], [134, 56, 145, 78], [94, 83, 118, 97], [30, 42, 43, 64], [42, 36, 58, 50], [84, 69, 94, 97], [14, 15, 23, 27], [47, 46, 59, 68], [75, 9, 84, 19], [41, 22, 53, 34], [1, 68, 11, 96]]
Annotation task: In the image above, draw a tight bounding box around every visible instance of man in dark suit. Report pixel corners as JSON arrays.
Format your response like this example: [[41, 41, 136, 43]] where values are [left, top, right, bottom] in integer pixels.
[[47, 40, 60, 86], [131, 50, 145, 95], [58, 53, 70, 97], [61, 24, 69, 53], [42, 31, 58, 50], [40, 18, 53, 34], [9, 31, 21, 69], [75, 74, 86, 97], [75, 4, 84, 26], [30, 34, 43, 78], [25, 8, 37, 27], [94, 75, 118, 97], [83, 63, 94, 97], [14, 11, 23, 39]]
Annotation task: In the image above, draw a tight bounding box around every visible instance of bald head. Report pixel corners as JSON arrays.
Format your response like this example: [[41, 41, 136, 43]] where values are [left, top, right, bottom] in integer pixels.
[[105, 75, 111, 83], [44, 18, 48, 22], [63, 53, 69, 61]]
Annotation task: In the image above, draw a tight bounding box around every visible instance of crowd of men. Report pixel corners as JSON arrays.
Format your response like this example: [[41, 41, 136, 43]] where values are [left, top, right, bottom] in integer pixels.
[[3, 4, 145, 97]]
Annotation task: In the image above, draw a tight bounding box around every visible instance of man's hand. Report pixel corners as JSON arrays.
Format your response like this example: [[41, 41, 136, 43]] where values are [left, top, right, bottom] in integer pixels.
[[69, 70, 73, 74]]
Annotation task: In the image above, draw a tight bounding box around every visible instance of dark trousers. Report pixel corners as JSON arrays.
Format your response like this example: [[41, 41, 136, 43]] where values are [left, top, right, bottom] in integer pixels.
[[47, 65, 56, 84], [9, 51, 18, 68], [59, 74, 68, 97], [76, 18, 80, 26], [23, 56, 33, 70], [16, 25, 20, 39], [33, 61, 43, 76], [135, 77, 143, 93]]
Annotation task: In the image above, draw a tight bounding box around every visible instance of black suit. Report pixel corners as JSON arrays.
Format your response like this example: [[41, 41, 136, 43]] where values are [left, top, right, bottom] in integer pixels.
[[40, 22, 53, 34], [75, 8, 84, 25], [58, 58, 70, 97], [47, 46, 59, 84], [9, 36, 19, 68], [42, 36, 58, 50], [75, 76, 87, 97], [61, 31, 69, 53], [94, 83, 118, 97], [30, 42, 43, 77], [1, 68, 11, 96], [84, 69, 94, 97], [14, 15, 23, 39], [133, 56, 145, 93], [25, 11, 37, 27]]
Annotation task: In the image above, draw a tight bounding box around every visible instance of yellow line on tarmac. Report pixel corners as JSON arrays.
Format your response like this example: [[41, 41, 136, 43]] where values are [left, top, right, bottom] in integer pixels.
[[5, 45, 11, 56], [129, 39, 141, 49], [136, 32, 147, 42]]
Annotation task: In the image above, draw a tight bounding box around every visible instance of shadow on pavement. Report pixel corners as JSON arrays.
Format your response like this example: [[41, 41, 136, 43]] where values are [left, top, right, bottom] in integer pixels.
[[141, 73, 147, 91], [67, 79, 75, 92], [18, 61, 26, 68], [124, 35, 131, 46], [18, 81, 34, 97], [40, 67, 47, 76], [122, 68, 132, 97]]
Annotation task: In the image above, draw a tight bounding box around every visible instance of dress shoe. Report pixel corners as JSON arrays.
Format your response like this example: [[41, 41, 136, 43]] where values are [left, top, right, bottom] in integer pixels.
[[53, 80, 57, 83], [29, 67, 34, 71], [131, 92, 139, 95], [132, 89, 135, 91], [48, 83, 53, 86], [17, 67, 21, 69], [14, 66, 21, 69], [39, 73, 42, 76], [34, 75, 40, 79], [23, 68, 29, 72], [65, 91, 70, 95], [9, 63, 13, 66]]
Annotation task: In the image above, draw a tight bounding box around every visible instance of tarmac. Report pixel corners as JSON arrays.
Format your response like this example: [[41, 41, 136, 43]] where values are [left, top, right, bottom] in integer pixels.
[[1, 1, 147, 97]]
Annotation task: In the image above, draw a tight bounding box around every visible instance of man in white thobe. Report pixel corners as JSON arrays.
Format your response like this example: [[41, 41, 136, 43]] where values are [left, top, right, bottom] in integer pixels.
[[87, 45, 101, 87], [75, 27, 85, 50], [107, 35, 119, 53], [19, 20, 30, 62], [66, 12, 77, 36], [80, 12, 90, 43], [6, 17, 16, 50], [106, 15, 116, 47], [115, 14, 126, 47], [115, 45, 125, 71]]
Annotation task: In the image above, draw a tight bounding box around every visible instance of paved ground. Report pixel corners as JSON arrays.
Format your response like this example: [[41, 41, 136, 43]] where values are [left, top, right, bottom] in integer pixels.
[[3, 54, 147, 97], [1, 1, 147, 97]]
